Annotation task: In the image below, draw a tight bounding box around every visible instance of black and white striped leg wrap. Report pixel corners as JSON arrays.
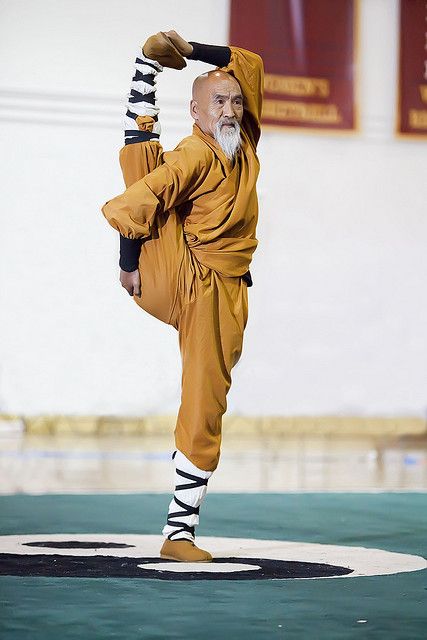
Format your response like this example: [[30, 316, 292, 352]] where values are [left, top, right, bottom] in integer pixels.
[[162, 450, 213, 542], [124, 49, 163, 146]]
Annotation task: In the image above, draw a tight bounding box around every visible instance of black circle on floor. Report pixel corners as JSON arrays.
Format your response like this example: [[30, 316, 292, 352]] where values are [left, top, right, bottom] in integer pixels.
[[0, 553, 353, 580], [23, 541, 135, 549]]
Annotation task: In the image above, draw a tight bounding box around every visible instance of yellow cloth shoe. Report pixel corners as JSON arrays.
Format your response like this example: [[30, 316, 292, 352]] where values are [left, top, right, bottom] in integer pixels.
[[160, 539, 213, 562], [143, 32, 187, 70]]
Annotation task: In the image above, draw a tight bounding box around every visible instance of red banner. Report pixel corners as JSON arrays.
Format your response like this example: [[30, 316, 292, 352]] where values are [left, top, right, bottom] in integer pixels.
[[229, 0, 358, 132], [398, 0, 427, 137]]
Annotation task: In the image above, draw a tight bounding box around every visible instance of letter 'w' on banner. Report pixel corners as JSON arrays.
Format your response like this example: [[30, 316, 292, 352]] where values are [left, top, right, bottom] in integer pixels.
[[229, 0, 359, 134], [397, 0, 427, 138]]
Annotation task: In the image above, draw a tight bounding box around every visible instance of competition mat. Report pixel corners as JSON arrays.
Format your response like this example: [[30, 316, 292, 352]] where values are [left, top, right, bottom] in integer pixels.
[[1, 493, 426, 639]]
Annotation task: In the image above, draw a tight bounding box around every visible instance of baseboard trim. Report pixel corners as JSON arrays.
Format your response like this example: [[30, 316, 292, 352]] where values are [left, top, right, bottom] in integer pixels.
[[0, 414, 425, 437]]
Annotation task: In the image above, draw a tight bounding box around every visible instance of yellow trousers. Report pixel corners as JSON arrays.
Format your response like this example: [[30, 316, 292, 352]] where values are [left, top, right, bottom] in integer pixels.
[[129, 146, 248, 472]]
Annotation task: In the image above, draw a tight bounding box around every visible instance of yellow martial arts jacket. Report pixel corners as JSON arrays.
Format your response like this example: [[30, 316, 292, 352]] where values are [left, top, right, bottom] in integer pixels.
[[102, 47, 264, 279]]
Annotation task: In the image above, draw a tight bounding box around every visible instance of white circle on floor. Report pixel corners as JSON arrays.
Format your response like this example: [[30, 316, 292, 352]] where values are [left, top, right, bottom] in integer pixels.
[[0, 534, 426, 579], [138, 562, 260, 573]]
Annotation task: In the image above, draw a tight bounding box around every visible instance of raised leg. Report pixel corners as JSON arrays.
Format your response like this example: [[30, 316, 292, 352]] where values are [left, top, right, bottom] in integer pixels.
[[118, 49, 193, 327]]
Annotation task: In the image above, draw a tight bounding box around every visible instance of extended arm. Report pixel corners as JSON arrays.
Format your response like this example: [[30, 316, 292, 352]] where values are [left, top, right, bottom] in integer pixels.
[[166, 31, 264, 149]]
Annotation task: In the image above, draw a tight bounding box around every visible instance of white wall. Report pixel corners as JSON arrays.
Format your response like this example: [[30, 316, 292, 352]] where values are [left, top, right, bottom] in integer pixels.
[[0, 0, 426, 418]]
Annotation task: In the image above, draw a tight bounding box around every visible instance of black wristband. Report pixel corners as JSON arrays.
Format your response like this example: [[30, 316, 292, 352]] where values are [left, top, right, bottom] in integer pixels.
[[119, 235, 142, 272], [187, 42, 231, 68]]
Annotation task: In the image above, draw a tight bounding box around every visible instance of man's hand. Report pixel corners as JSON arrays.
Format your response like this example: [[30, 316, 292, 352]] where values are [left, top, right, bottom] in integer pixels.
[[163, 31, 193, 58], [120, 269, 141, 297]]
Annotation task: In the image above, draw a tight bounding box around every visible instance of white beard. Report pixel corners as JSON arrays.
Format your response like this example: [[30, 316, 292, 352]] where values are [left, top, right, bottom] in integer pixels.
[[214, 119, 242, 161]]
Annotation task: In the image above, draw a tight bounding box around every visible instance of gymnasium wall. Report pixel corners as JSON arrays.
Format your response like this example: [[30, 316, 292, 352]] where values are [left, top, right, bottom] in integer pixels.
[[0, 0, 426, 419]]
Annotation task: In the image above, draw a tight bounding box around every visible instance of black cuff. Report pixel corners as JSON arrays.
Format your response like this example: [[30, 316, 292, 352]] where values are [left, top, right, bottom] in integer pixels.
[[119, 235, 142, 272], [187, 42, 231, 68]]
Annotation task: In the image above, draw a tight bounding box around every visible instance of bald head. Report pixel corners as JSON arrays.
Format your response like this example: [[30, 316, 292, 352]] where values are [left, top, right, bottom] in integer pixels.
[[192, 70, 240, 100], [190, 70, 244, 140]]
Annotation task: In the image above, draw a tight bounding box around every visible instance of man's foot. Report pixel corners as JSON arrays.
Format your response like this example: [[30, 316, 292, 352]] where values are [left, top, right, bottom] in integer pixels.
[[143, 32, 187, 70], [160, 539, 213, 562]]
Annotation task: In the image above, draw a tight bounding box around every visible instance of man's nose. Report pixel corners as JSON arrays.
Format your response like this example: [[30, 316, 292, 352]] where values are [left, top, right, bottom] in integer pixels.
[[222, 100, 234, 118]]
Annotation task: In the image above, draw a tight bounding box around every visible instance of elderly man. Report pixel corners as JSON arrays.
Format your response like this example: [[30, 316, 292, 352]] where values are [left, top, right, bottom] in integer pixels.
[[102, 31, 263, 562]]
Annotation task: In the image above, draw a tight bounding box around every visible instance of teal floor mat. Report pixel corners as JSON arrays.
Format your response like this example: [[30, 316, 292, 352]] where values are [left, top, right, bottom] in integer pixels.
[[0, 493, 426, 639]]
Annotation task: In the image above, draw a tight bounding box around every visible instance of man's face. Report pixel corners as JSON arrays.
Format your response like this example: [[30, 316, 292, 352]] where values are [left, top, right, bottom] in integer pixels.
[[190, 72, 244, 138]]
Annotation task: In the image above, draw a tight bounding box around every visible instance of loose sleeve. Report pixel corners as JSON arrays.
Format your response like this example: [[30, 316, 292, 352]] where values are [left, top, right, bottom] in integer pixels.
[[102, 141, 211, 239], [221, 47, 264, 149]]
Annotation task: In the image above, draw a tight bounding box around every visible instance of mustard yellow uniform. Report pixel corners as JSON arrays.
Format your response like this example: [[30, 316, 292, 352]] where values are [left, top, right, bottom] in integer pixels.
[[102, 46, 263, 472]]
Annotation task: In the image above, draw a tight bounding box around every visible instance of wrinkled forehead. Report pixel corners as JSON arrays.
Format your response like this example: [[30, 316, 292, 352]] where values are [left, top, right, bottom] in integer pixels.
[[207, 74, 242, 97], [193, 71, 242, 101]]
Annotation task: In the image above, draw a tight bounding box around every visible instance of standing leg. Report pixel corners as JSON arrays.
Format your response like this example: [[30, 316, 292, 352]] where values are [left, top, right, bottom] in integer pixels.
[[160, 449, 213, 561], [176, 271, 249, 471], [160, 270, 249, 561]]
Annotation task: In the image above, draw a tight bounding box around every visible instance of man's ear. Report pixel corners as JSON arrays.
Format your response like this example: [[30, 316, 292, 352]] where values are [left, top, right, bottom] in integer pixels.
[[190, 99, 199, 122]]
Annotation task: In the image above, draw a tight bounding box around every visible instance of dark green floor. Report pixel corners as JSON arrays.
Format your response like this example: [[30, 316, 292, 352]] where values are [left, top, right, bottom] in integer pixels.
[[1, 493, 426, 639]]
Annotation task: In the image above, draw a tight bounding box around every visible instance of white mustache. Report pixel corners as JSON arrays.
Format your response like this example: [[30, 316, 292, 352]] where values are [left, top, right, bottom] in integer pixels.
[[219, 119, 238, 128]]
